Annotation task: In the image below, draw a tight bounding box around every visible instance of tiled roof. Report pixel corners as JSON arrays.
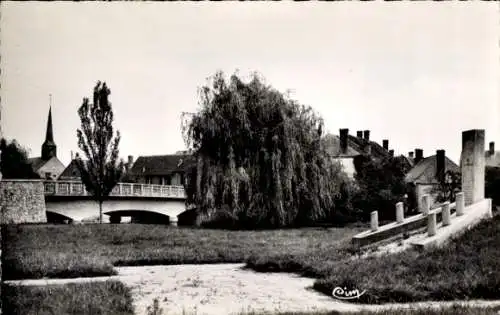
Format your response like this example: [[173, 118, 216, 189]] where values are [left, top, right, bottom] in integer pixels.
[[395, 155, 414, 168], [405, 154, 460, 184], [58, 159, 82, 180], [322, 134, 361, 157], [59, 158, 130, 181], [28, 157, 48, 171], [128, 154, 196, 177], [322, 134, 390, 159]]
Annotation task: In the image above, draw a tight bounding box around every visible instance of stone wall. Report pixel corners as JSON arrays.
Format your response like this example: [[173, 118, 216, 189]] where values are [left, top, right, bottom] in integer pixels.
[[0, 179, 47, 224]]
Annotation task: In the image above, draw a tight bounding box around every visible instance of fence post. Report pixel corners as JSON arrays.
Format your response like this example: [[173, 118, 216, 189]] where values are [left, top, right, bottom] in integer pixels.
[[456, 192, 465, 216], [442, 202, 451, 226], [420, 194, 430, 215], [396, 202, 404, 223], [370, 211, 378, 232], [428, 211, 437, 237]]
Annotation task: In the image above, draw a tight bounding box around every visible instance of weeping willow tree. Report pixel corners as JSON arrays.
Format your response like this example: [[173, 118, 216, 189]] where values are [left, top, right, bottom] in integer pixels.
[[182, 71, 348, 228]]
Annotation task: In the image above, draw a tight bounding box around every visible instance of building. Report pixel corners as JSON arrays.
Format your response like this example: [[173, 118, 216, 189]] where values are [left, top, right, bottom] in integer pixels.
[[28, 107, 65, 180], [405, 149, 460, 207], [486, 141, 500, 167], [57, 154, 81, 181], [323, 129, 391, 178], [59, 152, 135, 181], [126, 154, 195, 186]]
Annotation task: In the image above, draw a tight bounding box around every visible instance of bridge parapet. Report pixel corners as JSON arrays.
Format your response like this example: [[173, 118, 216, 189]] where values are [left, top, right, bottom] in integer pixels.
[[44, 180, 186, 199]]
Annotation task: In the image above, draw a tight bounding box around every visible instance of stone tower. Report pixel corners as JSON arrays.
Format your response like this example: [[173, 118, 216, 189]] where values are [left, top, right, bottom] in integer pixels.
[[41, 106, 57, 160]]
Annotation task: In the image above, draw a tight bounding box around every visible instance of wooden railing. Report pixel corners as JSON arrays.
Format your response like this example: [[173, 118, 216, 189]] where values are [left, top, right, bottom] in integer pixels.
[[43, 180, 186, 199]]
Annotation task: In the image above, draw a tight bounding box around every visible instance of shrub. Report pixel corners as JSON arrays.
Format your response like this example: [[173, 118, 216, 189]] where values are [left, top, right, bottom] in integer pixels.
[[486, 166, 500, 207], [352, 155, 410, 222]]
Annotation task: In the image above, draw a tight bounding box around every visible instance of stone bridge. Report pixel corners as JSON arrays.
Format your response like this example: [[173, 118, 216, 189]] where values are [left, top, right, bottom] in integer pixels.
[[44, 181, 191, 225]]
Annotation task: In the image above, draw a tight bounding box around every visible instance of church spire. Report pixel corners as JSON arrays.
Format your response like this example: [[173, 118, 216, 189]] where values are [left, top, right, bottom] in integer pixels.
[[42, 95, 57, 160], [45, 105, 54, 143]]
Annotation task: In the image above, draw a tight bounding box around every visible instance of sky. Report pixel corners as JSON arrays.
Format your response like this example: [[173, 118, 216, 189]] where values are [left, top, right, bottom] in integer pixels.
[[1, 2, 498, 167]]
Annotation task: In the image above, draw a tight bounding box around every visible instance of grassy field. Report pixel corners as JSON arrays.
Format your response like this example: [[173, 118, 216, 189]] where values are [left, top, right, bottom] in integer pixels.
[[1, 223, 363, 280], [248, 214, 500, 304], [1, 280, 134, 315], [3, 214, 500, 307]]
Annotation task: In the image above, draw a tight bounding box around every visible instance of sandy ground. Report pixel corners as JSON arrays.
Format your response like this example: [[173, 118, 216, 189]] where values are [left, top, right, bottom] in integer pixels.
[[115, 264, 358, 315], [6, 264, 500, 315]]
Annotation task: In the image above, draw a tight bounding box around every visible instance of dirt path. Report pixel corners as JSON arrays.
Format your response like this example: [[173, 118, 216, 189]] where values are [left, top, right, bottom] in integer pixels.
[[6, 264, 500, 315], [115, 264, 358, 315]]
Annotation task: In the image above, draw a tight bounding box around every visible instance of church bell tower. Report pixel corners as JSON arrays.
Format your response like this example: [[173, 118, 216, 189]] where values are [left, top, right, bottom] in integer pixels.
[[41, 102, 57, 160]]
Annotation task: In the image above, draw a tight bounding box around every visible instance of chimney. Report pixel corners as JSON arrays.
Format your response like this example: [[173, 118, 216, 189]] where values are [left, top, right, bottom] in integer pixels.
[[414, 149, 423, 164], [382, 139, 389, 150], [436, 150, 445, 182], [339, 129, 349, 153], [408, 152, 414, 158], [356, 131, 363, 139], [127, 155, 134, 170], [389, 149, 394, 157], [489, 142, 495, 155], [363, 130, 370, 141]]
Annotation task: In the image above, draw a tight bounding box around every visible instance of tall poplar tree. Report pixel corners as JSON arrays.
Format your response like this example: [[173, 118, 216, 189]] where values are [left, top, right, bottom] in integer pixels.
[[76, 81, 125, 223]]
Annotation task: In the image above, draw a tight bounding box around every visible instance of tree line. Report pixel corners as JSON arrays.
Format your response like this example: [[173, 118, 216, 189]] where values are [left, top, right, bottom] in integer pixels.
[[2, 72, 499, 227]]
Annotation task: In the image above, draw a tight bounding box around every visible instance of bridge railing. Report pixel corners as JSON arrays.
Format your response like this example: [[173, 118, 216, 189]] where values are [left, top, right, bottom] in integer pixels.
[[44, 181, 186, 199]]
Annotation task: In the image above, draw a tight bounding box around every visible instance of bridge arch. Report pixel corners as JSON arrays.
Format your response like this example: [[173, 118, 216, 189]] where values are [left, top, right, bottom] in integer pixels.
[[46, 211, 74, 224], [103, 209, 171, 224], [45, 198, 187, 225]]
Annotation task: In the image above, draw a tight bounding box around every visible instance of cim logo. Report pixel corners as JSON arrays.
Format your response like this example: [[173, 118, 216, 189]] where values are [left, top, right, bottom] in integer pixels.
[[332, 286, 366, 300]]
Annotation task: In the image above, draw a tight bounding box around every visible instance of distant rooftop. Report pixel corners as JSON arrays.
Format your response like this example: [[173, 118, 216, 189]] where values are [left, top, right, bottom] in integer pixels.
[[405, 154, 459, 184], [128, 154, 196, 177]]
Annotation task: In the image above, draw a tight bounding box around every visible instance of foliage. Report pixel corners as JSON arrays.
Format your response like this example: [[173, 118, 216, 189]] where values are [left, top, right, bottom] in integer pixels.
[[182, 71, 349, 228], [352, 154, 411, 221], [76, 81, 125, 223], [486, 166, 500, 206], [0, 138, 39, 179], [432, 170, 462, 204]]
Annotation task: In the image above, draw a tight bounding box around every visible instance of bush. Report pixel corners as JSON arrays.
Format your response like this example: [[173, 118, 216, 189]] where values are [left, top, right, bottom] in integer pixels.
[[351, 155, 410, 222], [486, 166, 500, 206], [0, 138, 40, 179], [197, 206, 238, 229]]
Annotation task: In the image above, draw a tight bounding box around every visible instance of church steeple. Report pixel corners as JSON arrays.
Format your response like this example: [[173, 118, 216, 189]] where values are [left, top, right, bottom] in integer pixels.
[[42, 98, 57, 160]]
